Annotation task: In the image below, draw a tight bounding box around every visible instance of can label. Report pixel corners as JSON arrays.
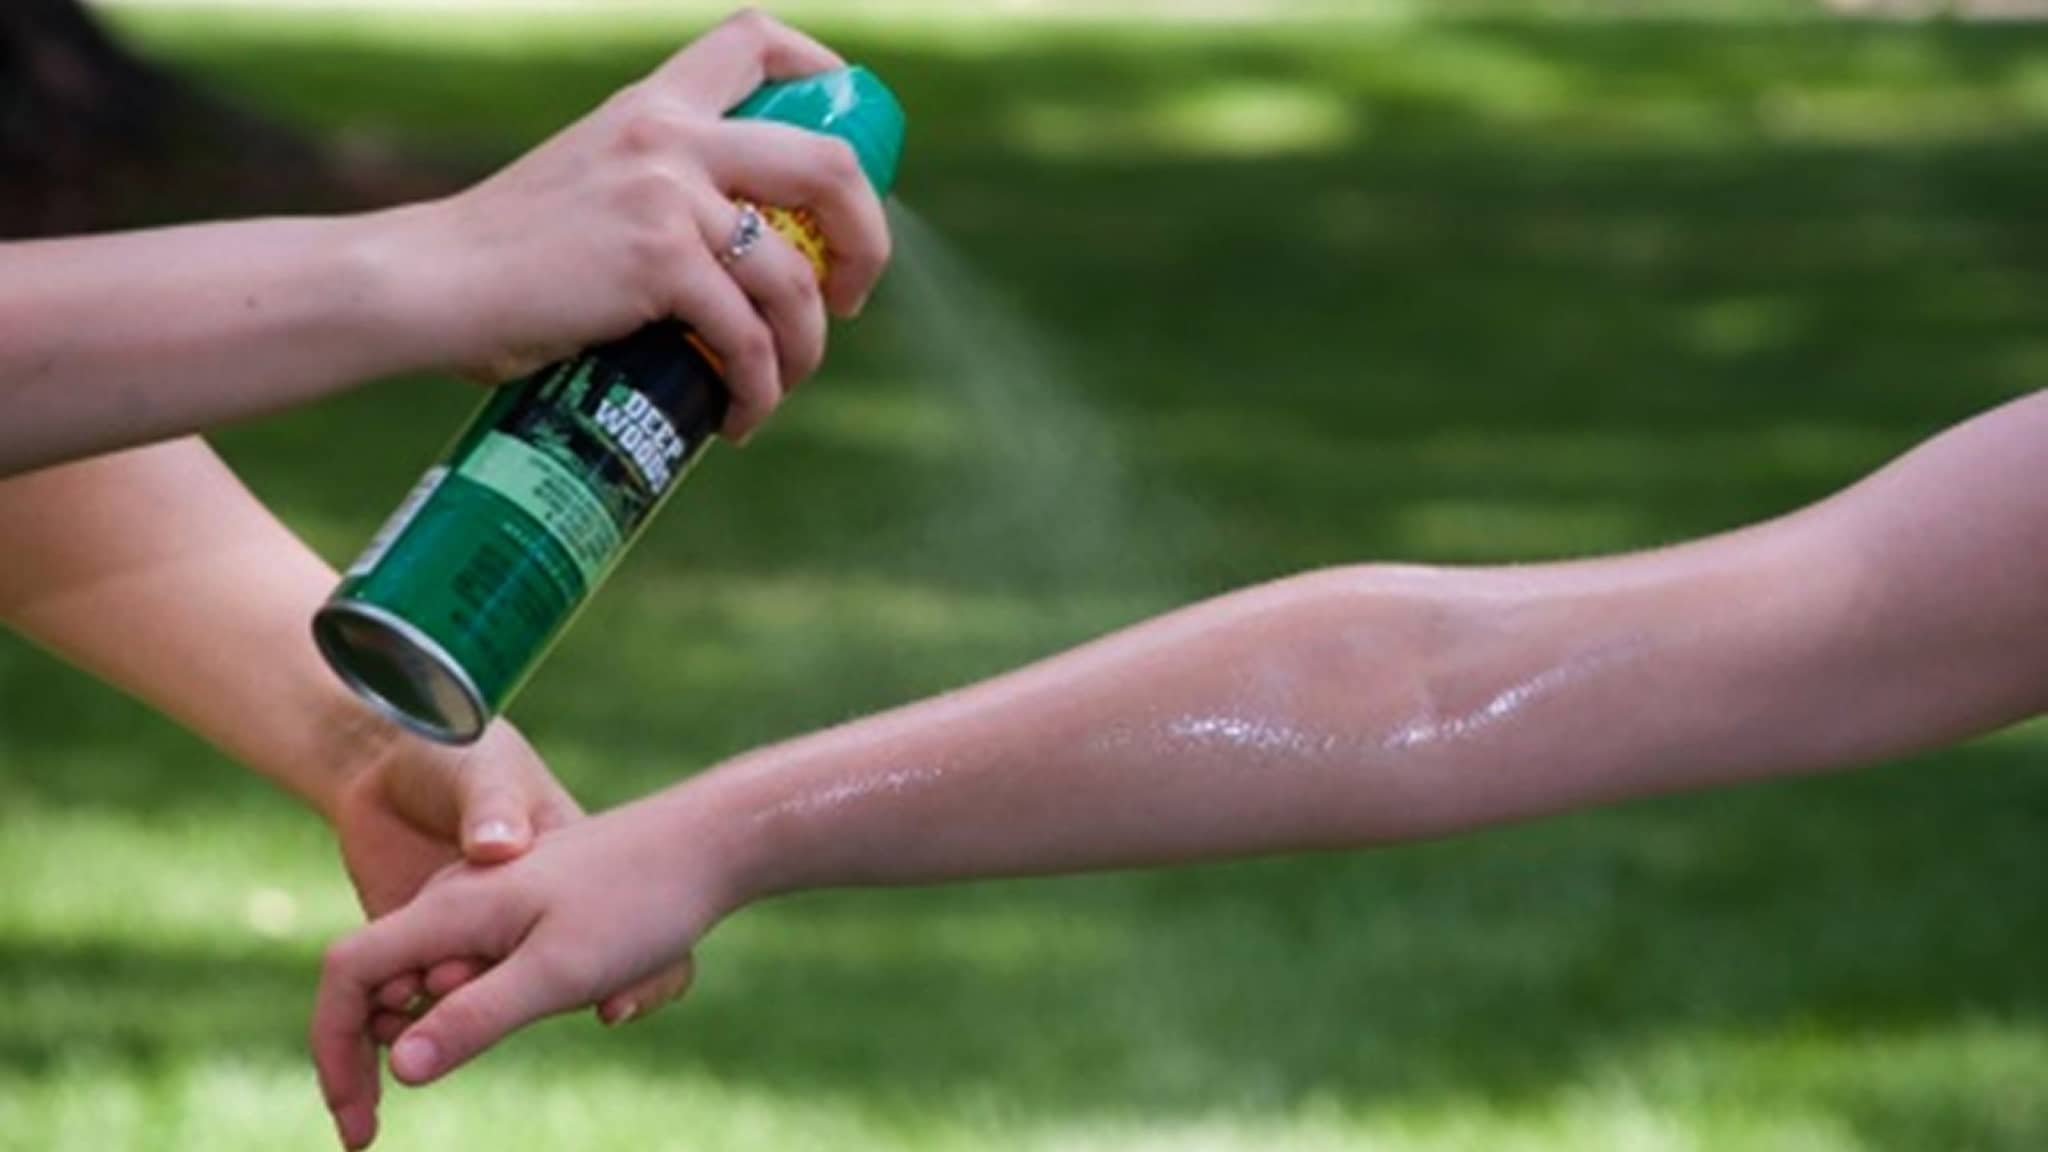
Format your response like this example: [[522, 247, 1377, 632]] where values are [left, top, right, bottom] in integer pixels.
[[326, 324, 726, 724], [461, 431, 624, 587], [348, 466, 448, 578]]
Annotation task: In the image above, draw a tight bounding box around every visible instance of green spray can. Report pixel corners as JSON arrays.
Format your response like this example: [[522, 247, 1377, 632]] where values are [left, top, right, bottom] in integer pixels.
[[314, 67, 906, 745]]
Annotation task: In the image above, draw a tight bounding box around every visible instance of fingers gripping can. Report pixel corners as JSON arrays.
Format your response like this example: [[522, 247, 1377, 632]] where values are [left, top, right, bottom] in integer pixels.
[[314, 67, 905, 745]]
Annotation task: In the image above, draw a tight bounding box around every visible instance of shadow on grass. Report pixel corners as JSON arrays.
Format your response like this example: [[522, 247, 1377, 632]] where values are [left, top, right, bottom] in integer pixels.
[[3, 742, 2045, 1148]]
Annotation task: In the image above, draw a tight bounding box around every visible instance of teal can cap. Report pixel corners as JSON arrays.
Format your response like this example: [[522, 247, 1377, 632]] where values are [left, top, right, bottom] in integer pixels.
[[730, 66, 905, 199]]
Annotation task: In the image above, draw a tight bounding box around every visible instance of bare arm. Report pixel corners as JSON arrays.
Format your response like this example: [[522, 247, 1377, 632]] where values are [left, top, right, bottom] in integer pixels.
[[0, 10, 888, 477], [0, 217, 431, 478], [722, 390, 2048, 887], [0, 437, 391, 806], [0, 435, 589, 855], [313, 391, 2048, 1145], [0, 436, 703, 1023]]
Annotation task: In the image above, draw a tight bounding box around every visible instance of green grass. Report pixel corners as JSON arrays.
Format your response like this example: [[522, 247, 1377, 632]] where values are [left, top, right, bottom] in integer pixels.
[[5, 5, 2048, 1150]]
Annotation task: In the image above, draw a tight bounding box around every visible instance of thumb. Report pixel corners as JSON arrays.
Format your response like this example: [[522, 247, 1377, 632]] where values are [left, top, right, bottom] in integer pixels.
[[457, 762, 534, 865], [389, 954, 568, 1087]]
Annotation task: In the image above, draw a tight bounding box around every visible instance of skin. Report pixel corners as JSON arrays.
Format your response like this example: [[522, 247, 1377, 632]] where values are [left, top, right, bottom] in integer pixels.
[[0, 8, 891, 478], [2, 8, 886, 1033], [311, 390, 2048, 1149], [0, 437, 694, 1021]]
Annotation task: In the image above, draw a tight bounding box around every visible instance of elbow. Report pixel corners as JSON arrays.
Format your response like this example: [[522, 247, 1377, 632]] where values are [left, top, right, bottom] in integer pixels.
[[1233, 562, 1500, 729]]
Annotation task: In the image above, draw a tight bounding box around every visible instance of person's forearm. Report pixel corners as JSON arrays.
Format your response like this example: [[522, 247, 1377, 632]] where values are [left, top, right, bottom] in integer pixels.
[[0, 212, 442, 477], [0, 9, 900, 481], [693, 548, 1845, 893], [0, 438, 398, 815], [679, 394, 2048, 900]]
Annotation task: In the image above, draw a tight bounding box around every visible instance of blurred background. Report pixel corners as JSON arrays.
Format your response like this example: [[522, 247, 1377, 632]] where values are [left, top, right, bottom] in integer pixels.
[[3, 1, 2046, 1148]]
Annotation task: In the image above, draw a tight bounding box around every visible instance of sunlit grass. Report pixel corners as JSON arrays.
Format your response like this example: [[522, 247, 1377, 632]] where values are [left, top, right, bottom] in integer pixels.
[[1013, 81, 1363, 159], [105, 4, 2048, 159]]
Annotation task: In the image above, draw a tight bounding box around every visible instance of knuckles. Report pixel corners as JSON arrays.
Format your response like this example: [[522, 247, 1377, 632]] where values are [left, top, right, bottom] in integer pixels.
[[612, 92, 700, 160], [731, 321, 778, 374], [778, 261, 823, 311], [872, 219, 896, 271], [320, 937, 366, 984], [867, 223, 896, 276], [812, 137, 864, 191], [717, 7, 779, 46], [611, 164, 689, 229], [610, 168, 705, 293], [601, 121, 722, 298]]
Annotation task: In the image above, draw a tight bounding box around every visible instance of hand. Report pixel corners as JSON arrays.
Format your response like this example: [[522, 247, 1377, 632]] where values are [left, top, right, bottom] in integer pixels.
[[312, 785, 742, 1150], [325, 721, 696, 1042], [327, 720, 568, 918], [375, 8, 893, 441]]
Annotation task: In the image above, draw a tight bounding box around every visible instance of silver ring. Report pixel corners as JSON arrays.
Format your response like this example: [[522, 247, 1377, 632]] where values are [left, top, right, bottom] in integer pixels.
[[718, 200, 765, 268]]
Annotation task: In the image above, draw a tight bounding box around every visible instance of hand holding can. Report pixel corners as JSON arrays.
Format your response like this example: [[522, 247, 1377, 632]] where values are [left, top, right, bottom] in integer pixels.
[[314, 22, 906, 745], [370, 8, 894, 440]]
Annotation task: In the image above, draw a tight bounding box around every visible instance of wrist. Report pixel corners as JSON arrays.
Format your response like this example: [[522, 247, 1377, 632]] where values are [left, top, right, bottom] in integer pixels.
[[335, 199, 475, 379], [663, 710, 953, 905], [295, 678, 407, 825], [643, 752, 811, 919], [212, 656, 400, 825], [159, 530, 412, 824]]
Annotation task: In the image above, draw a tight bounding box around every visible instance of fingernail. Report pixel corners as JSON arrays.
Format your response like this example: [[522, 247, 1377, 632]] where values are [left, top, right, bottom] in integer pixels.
[[392, 1035, 439, 1082], [850, 291, 872, 318], [334, 1107, 371, 1151], [604, 1001, 639, 1028], [471, 820, 518, 849]]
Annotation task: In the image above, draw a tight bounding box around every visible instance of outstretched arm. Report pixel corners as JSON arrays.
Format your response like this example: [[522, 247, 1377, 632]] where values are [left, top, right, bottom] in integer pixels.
[[313, 391, 2048, 1148], [728, 388, 2048, 886], [0, 9, 888, 477]]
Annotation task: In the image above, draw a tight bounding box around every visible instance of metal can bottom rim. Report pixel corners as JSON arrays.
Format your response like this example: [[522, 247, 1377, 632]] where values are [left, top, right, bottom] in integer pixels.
[[312, 599, 490, 747]]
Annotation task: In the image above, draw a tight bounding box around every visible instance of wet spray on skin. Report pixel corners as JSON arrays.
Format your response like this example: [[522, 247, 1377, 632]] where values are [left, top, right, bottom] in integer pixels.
[[314, 67, 906, 745]]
